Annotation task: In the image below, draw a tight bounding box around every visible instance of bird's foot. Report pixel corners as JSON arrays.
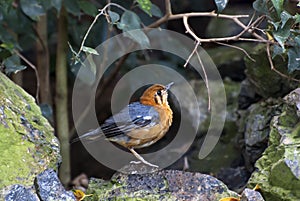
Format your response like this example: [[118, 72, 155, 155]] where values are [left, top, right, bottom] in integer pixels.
[[129, 148, 159, 168], [130, 161, 141, 164], [130, 160, 158, 168]]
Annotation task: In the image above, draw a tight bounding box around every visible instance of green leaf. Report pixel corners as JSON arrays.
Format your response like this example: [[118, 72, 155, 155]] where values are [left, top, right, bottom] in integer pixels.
[[82, 46, 99, 55], [117, 10, 150, 48], [271, 0, 284, 16], [51, 0, 62, 12], [79, 0, 98, 17], [270, 21, 280, 30], [287, 47, 300, 72], [150, 4, 163, 18], [3, 55, 27, 74], [118, 10, 142, 30], [0, 42, 15, 52], [295, 14, 300, 24], [272, 44, 284, 58], [108, 11, 120, 24], [253, 0, 268, 14], [20, 0, 45, 21], [214, 0, 228, 13], [137, 0, 152, 16], [64, 0, 81, 16], [280, 11, 292, 29], [273, 19, 294, 49], [124, 30, 150, 48], [253, 0, 278, 21]]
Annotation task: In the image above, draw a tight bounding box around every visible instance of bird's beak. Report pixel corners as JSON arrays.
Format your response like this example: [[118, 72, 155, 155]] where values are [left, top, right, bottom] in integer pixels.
[[165, 82, 174, 90]]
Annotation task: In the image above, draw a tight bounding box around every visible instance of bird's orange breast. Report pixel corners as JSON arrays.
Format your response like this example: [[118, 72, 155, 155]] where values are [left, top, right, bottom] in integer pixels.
[[110, 105, 173, 149]]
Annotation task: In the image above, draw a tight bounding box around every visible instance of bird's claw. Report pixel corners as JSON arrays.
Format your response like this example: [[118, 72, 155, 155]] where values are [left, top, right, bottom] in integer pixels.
[[129, 160, 158, 168], [130, 161, 142, 164]]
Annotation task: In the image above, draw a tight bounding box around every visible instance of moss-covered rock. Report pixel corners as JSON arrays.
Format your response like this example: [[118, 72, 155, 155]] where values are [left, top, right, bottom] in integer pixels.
[[244, 44, 300, 98], [248, 89, 300, 201], [85, 164, 239, 201], [0, 72, 61, 189], [238, 99, 282, 172]]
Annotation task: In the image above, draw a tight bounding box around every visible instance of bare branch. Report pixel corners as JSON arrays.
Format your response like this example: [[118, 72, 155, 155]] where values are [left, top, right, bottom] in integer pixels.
[[266, 43, 300, 83], [14, 50, 40, 102], [215, 42, 256, 62], [195, 49, 211, 111]]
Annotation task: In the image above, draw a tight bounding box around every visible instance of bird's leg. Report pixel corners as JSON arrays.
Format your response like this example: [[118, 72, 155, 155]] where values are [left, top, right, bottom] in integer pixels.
[[129, 148, 158, 168]]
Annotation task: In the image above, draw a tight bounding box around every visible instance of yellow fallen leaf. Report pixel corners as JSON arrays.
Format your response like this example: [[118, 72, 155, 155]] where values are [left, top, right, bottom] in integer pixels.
[[73, 189, 93, 201], [219, 197, 240, 201], [253, 184, 261, 191], [266, 32, 274, 42]]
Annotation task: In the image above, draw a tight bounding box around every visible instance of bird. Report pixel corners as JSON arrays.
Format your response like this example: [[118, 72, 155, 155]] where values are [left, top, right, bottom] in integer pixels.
[[72, 82, 174, 167]]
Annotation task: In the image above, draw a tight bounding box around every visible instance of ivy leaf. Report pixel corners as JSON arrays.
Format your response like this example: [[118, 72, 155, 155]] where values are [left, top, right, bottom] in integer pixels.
[[214, 0, 228, 13], [287, 47, 300, 72], [0, 42, 15, 53], [79, 0, 98, 17], [280, 11, 293, 29], [270, 21, 280, 30], [108, 11, 120, 24], [295, 13, 300, 24], [272, 44, 284, 59], [20, 0, 45, 21], [137, 0, 152, 16], [150, 4, 163, 18], [124, 30, 150, 48], [51, 0, 62, 12], [64, 0, 81, 16], [82, 46, 99, 55], [271, 0, 284, 17], [253, 0, 268, 14], [118, 10, 141, 30], [273, 19, 294, 49], [117, 10, 150, 48], [253, 0, 278, 21], [3, 55, 27, 74]]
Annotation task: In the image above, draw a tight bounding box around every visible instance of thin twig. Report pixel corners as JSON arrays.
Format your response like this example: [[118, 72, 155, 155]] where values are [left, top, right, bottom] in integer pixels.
[[14, 50, 40, 102], [266, 43, 300, 82], [195, 49, 211, 110], [183, 40, 212, 110], [183, 41, 200, 67], [215, 42, 256, 62], [76, 3, 127, 56], [170, 11, 249, 20]]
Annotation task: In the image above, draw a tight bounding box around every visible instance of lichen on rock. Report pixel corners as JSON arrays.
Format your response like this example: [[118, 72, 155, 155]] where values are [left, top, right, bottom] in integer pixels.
[[248, 89, 300, 201], [0, 72, 61, 189]]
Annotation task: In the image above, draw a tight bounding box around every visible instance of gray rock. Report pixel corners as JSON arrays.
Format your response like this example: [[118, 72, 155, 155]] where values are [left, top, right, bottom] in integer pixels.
[[4, 185, 39, 201], [239, 99, 282, 172], [0, 72, 61, 189], [86, 164, 239, 201], [248, 88, 300, 201], [244, 44, 300, 98], [35, 169, 75, 201], [241, 188, 265, 201]]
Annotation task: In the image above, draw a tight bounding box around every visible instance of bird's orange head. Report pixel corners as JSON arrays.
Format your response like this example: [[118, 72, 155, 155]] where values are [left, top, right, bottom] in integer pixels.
[[140, 82, 173, 107]]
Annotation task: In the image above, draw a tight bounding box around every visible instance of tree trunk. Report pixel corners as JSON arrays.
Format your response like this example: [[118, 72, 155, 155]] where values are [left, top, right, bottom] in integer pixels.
[[55, 6, 70, 186], [36, 14, 52, 105]]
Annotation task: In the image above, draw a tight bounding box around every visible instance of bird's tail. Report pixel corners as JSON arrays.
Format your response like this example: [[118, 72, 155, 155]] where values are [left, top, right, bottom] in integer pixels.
[[70, 127, 104, 144]]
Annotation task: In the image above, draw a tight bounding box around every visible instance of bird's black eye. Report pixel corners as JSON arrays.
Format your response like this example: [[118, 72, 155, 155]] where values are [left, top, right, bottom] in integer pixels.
[[156, 90, 162, 96]]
